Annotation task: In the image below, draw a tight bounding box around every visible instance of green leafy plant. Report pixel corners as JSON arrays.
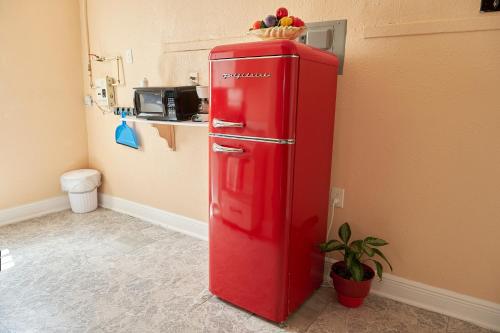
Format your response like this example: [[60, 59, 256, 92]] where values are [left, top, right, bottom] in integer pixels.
[[320, 222, 392, 282]]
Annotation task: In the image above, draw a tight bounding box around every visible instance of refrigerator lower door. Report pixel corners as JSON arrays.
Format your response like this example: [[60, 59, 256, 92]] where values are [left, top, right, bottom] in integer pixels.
[[209, 136, 294, 323]]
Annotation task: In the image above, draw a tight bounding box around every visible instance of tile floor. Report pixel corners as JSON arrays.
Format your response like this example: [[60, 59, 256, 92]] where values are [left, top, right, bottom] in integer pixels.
[[0, 209, 494, 332]]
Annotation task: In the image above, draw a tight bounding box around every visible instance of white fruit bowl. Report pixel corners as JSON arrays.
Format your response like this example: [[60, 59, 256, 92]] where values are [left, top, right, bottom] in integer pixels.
[[248, 26, 307, 40]]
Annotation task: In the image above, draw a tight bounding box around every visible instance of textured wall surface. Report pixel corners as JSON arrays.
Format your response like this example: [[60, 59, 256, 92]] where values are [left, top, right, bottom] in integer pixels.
[[0, 0, 88, 209], [80, 0, 500, 303]]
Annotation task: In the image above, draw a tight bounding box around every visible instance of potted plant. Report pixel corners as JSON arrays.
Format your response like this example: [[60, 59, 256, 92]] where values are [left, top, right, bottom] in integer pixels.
[[320, 222, 392, 308]]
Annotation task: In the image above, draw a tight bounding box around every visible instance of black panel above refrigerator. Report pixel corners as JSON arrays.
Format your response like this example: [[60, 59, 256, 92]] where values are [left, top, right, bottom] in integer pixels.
[[481, 0, 500, 12]]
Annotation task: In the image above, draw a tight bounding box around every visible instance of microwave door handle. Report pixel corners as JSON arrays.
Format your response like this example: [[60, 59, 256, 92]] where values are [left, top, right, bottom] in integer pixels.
[[212, 118, 244, 128], [212, 143, 244, 154]]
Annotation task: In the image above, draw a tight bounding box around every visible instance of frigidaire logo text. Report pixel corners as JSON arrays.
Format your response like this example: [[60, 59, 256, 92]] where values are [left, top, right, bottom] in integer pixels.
[[222, 73, 272, 79]]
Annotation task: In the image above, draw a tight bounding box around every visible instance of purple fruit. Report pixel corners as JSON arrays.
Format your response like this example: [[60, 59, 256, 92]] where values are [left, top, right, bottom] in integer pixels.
[[263, 15, 278, 27]]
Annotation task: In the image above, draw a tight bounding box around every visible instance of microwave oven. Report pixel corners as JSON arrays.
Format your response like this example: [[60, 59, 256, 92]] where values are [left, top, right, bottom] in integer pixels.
[[133, 86, 198, 121]]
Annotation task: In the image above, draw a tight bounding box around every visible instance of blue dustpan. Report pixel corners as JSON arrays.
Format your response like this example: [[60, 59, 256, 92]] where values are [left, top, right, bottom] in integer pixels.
[[115, 112, 139, 149]]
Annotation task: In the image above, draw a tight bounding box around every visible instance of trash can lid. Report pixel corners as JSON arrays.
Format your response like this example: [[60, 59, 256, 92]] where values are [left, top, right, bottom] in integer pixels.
[[61, 169, 101, 193], [61, 169, 99, 180]]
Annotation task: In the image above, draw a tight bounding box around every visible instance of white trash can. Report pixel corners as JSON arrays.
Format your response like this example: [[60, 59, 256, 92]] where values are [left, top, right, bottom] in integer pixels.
[[60, 169, 101, 213]]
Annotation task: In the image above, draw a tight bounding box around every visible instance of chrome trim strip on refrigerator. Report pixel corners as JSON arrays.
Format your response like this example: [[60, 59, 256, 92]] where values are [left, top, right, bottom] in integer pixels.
[[209, 55, 299, 62], [209, 133, 295, 144]]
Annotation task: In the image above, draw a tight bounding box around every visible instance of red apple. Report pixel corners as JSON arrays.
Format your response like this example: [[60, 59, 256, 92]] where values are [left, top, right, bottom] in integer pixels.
[[276, 7, 288, 20], [252, 20, 263, 30], [292, 17, 305, 27]]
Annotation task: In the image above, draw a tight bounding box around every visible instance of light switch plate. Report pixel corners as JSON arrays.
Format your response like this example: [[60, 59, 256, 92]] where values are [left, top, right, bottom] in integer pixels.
[[299, 20, 347, 75], [125, 49, 134, 64]]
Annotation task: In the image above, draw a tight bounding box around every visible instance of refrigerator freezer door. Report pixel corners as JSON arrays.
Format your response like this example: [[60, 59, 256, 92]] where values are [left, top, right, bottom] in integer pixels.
[[209, 56, 298, 140], [209, 136, 294, 323]]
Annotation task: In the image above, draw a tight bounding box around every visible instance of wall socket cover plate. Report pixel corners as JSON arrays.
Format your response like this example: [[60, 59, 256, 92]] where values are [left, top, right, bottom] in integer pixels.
[[83, 95, 93, 107], [189, 72, 199, 85], [332, 187, 345, 208], [299, 20, 347, 75]]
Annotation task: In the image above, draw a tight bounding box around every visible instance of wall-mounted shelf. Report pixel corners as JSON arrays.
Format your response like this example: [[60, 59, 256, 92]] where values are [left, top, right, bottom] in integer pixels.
[[121, 117, 208, 151], [122, 117, 208, 127]]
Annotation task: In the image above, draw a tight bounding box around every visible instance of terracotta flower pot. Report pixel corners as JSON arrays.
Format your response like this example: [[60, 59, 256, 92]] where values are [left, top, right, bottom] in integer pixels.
[[330, 261, 375, 308]]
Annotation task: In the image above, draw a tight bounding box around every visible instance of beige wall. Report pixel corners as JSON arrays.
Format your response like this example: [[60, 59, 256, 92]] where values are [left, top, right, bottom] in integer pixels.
[[80, 0, 500, 303], [0, 0, 88, 209]]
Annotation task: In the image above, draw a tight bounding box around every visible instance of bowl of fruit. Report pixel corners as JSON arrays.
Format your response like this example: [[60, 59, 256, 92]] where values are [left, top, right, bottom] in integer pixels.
[[249, 7, 306, 40]]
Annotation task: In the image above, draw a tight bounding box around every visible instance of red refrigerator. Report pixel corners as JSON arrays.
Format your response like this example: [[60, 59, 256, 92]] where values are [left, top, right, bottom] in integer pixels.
[[209, 40, 339, 323]]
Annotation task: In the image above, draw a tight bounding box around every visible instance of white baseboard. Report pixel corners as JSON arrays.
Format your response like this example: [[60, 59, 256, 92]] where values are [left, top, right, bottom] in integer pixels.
[[324, 257, 500, 331], [98, 193, 208, 241], [98, 194, 500, 331], [0, 195, 70, 227]]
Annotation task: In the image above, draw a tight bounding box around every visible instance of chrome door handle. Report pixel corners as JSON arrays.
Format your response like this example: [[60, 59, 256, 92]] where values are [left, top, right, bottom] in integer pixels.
[[212, 143, 244, 154], [212, 118, 244, 128]]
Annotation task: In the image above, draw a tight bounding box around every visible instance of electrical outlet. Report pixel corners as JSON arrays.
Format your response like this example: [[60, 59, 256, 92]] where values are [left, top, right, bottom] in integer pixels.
[[113, 106, 135, 116], [189, 72, 199, 85], [83, 95, 93, 107], [332, 187, 345, 208]]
